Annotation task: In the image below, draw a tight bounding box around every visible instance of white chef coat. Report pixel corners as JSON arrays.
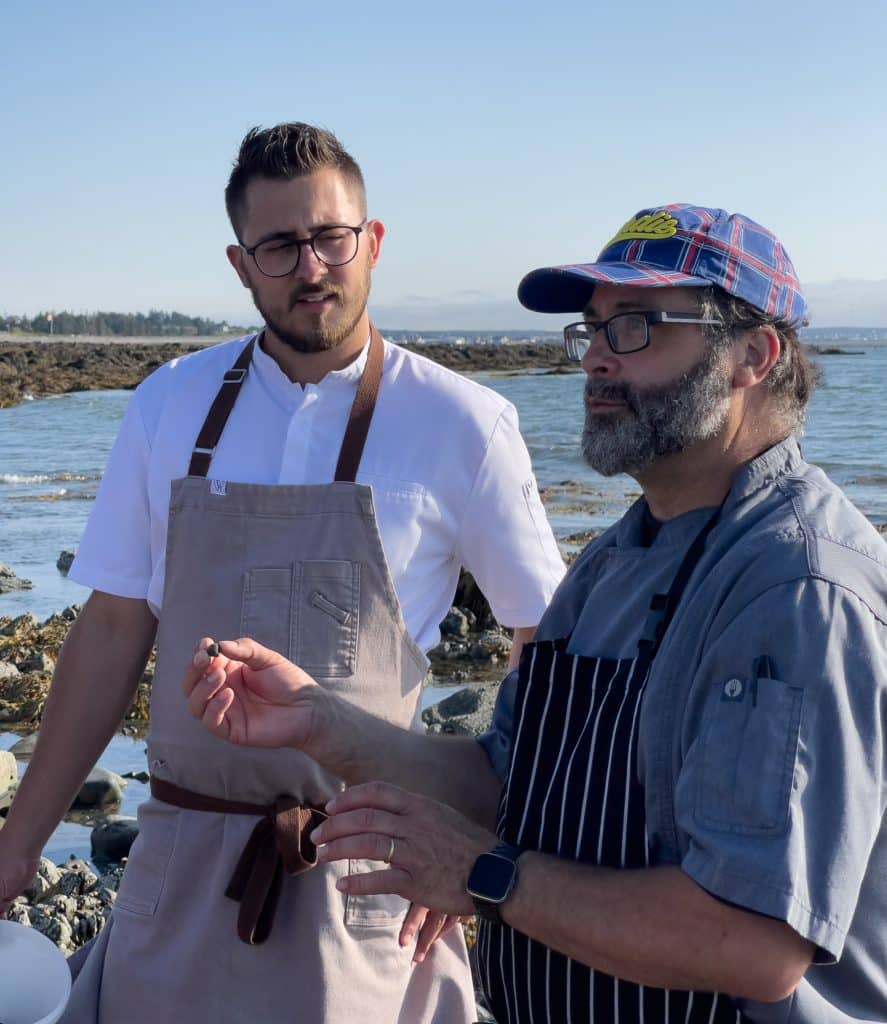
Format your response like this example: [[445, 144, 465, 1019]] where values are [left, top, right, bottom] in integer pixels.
[[70, 333, 565, 653]]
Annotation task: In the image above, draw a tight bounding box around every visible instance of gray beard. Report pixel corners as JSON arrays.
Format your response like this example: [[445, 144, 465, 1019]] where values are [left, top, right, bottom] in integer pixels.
[[581, 345, 732, 477]]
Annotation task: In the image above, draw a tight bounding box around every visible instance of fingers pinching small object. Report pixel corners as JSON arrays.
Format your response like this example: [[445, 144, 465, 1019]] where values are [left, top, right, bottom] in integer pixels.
[[206, 642, 220, 658]]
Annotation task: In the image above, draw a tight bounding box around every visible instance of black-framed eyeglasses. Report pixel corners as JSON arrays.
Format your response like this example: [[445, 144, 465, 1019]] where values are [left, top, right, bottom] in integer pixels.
[[241, 222, 367, 278], [563, 311, 724, 360]]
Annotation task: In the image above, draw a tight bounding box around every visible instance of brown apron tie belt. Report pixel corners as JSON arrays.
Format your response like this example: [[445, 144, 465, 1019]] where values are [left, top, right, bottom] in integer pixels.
[[189, 324, 384, 482], [150, 776, 328, 945]]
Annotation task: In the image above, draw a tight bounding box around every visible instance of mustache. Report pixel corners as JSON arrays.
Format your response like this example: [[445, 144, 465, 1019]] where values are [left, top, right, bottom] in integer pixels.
[[288, 283, 342, 309], [584, 380, 639, 413]]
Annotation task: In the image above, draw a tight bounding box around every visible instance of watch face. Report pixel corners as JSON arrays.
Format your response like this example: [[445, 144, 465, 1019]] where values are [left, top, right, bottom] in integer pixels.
[[467, 852, 517, 903]]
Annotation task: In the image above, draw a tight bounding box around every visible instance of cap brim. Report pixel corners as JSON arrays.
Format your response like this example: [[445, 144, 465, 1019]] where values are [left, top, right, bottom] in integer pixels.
[[517, 263, 713, 313]]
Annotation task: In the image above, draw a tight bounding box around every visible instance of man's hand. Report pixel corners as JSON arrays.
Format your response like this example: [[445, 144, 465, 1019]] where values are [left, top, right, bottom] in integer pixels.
[[183, 637, 325, 750], [311, 781, 497, 917], [399, 903, 464, 964], [0, 843, 40, 918]]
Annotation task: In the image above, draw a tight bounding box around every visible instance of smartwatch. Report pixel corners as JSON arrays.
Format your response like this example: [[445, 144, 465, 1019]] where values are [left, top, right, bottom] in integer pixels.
[[466, 841, 522, 923]]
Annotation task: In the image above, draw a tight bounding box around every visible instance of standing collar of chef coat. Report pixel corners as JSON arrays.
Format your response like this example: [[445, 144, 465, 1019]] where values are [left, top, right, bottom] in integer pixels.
[[614, 436, 804, 550], [250, 330, 372, 400]]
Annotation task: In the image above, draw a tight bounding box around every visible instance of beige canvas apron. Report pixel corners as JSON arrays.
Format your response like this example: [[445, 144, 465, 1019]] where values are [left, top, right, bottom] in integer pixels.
[[63, 328, 475, 1022]]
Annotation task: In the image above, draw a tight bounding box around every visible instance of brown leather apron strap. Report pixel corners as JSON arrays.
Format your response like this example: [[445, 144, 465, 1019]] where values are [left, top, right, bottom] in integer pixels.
[[334, 323, 384, 483], [150, 776, 327, 945], [188, 337, 256, 478], [188, 325, 384, 482]]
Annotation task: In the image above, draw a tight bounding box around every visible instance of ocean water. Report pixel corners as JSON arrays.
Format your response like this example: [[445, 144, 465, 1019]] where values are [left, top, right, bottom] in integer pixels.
[[1, 346, 885, 862]]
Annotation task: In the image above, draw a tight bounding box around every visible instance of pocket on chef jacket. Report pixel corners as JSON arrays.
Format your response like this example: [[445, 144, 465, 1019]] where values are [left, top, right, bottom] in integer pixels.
[[344, 858, 410, 928], [114, 800, 180, 917], [240, 561, 359, 675], [695, 673, 803, 836]]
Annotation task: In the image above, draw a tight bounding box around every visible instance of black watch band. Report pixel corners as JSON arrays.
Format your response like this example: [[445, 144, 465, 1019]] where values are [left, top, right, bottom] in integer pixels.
[[466, 841, 522, 924]]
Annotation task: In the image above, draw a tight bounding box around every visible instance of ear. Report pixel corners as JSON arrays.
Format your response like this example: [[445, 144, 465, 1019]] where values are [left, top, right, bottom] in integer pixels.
[[365, 219, 385, 268], [731, 325, 780, 390], [227, 245, 252, 288]]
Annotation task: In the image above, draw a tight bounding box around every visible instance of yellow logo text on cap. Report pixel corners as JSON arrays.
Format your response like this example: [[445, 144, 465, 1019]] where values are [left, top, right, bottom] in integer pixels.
[[605, 211, 678, 248]]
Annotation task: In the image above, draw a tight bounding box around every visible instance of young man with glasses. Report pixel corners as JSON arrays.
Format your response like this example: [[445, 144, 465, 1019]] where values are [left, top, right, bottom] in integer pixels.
[[0, 123, 565, 1023], [184, 206, 886, 1021]]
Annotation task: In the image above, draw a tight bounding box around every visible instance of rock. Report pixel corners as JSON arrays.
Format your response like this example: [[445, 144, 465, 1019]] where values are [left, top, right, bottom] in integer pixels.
[[0, 674, 49, 725], [17, 650, 56, 675], [453, 569, 496, 631], [422, 682, 501, 737], [91, 816, 139, 863], [61, 604, 81, 621], [7, 854, 125, 954], [0, 611, 37, 635], [467, 630, 511, 663], [24, 857, 62, 901], [72, 767, 126, 810], [27, 902, 74, 948], [56, 550, 76, 574], [9, 732, 39, 758], [0, 563, 33, 593], [0, 660, 21, 681], [440, 607, 470, 639], [56, 858, 98, 896], [0, 749, 17, 792]]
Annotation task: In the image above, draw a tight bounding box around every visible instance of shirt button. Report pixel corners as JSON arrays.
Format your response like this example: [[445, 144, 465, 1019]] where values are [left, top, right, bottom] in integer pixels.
[[724, 678, 743, 699]]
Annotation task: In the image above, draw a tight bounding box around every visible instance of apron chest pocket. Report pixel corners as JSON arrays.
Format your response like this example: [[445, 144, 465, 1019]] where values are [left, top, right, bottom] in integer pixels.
[[240, 561, 359, 677]]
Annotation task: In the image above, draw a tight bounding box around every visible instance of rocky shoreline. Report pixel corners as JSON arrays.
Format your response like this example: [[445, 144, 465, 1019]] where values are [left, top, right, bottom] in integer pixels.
[[0, 336, 572, 409]]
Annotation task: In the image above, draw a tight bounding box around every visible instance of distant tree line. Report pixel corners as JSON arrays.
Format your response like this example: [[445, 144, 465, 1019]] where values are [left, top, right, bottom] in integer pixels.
[[1, 309, 250, 337]]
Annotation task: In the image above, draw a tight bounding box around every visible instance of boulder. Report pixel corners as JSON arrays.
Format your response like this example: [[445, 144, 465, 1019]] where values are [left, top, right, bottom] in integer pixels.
[[61, 604, 81, 621], [72, 767, 126, 810], [56, 550, 76, 574], [0, 748, 17, 792], [9, 732, 39, 758], [0, 563, 33, 593], [440, 607, 470, 639], [17, 650, 56, 675], [0, 660, 21, 682], [422, 682, 501, 737], [91, 815, 139, 863], [24, 857, 62, 901], [0, 611, 37, 635]]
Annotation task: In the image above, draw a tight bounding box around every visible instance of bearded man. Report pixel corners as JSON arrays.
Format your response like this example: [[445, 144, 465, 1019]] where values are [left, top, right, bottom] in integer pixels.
[[0, 123, 565, 1023], [184, 205, 887, 1022]]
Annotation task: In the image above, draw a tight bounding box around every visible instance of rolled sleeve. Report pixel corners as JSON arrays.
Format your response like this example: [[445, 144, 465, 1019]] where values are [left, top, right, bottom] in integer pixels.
[[456, 405, 564, 628], [674, 578, 887, 962], [476, 668, 520, 780]]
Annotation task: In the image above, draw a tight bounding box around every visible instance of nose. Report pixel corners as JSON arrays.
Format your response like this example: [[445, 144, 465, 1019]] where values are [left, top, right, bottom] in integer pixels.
[[580, 334, 621, 378], [292, 243, 327, 282]]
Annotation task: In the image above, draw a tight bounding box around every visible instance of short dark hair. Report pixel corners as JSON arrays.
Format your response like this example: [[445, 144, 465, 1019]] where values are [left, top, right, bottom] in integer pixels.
[[699, 286, 821, 434], [225, 122, 366, 237]]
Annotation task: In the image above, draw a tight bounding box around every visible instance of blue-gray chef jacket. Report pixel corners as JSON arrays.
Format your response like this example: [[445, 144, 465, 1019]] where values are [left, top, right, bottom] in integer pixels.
[[479, 438, 887, 1022]]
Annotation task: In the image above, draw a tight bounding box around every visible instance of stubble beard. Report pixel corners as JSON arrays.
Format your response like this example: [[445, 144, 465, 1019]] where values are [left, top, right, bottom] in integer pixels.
[[250, 261, 372, 354], [581, 344, 733, 477]]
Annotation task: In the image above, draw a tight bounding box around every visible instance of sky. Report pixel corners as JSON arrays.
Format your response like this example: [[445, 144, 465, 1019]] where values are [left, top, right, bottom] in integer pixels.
[[2, 0, 887, 330]]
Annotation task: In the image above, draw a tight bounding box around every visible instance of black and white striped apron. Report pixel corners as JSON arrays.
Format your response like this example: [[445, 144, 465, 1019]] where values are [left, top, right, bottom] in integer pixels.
[[477, 509, 743, 1023]]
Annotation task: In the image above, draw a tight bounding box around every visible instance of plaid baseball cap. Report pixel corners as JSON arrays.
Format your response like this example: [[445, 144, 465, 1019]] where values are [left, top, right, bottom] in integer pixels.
[[518, 204, 807, 323]]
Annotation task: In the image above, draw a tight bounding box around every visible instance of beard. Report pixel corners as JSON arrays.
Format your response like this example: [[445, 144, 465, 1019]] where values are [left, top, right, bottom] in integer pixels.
[[581, 343, 732, 477], [250, 260, 372, 354]]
